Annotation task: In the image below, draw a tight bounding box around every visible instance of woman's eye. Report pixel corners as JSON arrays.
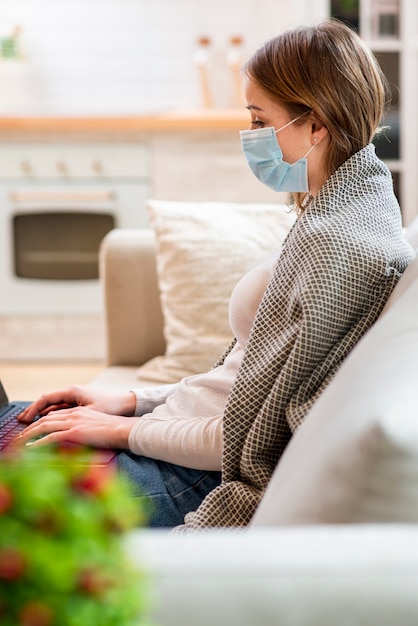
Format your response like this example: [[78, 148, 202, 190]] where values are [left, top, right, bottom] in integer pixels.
[[251, 120, 265, 128]]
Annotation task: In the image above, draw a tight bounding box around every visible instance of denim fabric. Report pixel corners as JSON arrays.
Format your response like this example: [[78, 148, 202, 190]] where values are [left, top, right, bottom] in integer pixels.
[[117, 451, 222, 528]]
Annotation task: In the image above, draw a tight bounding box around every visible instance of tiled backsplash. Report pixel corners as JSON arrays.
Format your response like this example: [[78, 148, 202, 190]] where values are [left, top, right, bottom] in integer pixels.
[[0, 0, 327, 115]]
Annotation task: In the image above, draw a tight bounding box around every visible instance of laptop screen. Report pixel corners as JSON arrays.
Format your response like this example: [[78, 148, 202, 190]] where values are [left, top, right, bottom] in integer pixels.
[[0, 380, 9, 413]]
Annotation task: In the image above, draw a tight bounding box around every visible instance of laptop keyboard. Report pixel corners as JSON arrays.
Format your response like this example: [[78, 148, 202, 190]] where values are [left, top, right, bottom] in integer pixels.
[[0, 408, 27, 450]]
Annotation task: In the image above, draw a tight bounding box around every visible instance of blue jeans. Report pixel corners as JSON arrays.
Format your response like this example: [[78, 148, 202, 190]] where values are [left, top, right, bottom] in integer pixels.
[[117, 451, 222, 528]]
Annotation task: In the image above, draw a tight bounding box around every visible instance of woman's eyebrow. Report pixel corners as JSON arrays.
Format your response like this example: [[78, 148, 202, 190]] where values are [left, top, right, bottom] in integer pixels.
[[246, 105, 264, 112]]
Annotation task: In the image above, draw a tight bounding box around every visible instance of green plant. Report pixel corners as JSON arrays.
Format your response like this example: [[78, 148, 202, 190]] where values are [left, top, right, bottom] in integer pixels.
[[0, 445, 151, 626]]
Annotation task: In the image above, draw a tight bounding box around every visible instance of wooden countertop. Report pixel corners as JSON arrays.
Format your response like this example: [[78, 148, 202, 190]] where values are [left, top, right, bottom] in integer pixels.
[[0, 109, 250, 134]]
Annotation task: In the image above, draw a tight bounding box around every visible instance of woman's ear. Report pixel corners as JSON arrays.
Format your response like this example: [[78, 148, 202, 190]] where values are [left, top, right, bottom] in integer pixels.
[[311, 121, 328, 143]]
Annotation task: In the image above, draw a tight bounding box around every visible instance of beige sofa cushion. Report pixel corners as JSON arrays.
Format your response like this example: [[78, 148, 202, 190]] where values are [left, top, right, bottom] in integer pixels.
[[252, 254, 418, 526], [137, 200, 295, 384]]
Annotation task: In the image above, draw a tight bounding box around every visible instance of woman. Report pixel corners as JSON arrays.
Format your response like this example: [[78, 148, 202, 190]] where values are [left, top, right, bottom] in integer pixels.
[[18, 19, 415, 529]]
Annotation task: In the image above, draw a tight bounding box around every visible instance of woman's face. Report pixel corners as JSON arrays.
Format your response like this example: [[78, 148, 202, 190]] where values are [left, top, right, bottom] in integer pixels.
[[243, 76, 311, 165]]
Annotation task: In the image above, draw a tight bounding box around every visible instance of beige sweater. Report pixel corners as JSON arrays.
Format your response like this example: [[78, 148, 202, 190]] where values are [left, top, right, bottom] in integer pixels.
[[129, 253, 276, 469]]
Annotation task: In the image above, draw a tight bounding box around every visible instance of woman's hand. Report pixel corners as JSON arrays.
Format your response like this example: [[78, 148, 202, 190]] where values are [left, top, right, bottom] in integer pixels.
[[15, 385, 138, 451], [16, 406, 138, 450], [18, 385, 137, 424]]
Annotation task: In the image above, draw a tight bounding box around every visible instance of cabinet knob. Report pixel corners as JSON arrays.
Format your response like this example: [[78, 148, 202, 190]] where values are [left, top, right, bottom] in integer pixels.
[[92, 160, 103, 174], [56, 161, 68, 174], [21, 160, 32, 174]]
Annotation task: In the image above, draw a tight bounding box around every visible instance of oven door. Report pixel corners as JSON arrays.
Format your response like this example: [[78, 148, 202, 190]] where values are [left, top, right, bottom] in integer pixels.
[[12, 190, 116, 281], [0, 184, 149, 314]]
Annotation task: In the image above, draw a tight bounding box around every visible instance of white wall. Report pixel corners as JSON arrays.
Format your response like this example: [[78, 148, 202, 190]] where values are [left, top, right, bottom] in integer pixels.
[[0, 0, 328, 115]]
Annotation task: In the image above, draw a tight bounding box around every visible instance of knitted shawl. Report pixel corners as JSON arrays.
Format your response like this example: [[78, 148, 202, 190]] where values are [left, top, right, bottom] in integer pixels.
[[181, 144, 415, 530]]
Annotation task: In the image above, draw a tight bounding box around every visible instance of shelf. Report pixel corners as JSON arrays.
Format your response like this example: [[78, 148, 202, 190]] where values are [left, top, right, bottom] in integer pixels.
[[0, 109, 250, 136], [365, 38, 403, 52]]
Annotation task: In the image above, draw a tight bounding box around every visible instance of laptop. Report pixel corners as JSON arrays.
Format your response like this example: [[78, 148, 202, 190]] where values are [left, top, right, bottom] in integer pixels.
[[0, 378, 32, 450], [0, 378, 116, 465]]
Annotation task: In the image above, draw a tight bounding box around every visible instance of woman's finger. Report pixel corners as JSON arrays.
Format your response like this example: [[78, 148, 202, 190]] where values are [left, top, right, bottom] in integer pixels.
[[18, 390, 79, 422]]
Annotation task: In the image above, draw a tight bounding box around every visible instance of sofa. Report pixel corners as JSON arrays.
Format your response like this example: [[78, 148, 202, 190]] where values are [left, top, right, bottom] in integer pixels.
[[91, 200, 418, 626]]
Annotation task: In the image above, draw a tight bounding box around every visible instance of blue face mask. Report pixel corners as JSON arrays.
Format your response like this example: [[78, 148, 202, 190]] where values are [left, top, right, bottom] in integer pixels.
[[240, 116, 314, 193]]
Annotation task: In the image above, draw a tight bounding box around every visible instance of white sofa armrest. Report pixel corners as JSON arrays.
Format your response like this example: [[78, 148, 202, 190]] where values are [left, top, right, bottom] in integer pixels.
[[99, 229, 165, 367], [127, 526, 418, 626]]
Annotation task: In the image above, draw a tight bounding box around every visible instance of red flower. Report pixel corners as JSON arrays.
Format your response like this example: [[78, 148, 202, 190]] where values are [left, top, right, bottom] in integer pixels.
[[78, 567, 112, 597], [71, 464, 115, 497], [0, 546, 26, 580], [20, 601, 54, 626], [0, 483, 13, 514]]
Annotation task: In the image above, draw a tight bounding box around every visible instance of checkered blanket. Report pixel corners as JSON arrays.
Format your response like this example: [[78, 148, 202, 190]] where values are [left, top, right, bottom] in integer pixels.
[[181, 144, 415, 530]]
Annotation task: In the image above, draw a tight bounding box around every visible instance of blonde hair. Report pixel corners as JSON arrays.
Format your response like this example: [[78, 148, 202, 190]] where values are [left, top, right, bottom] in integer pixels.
[[245, 19, 390, 211]]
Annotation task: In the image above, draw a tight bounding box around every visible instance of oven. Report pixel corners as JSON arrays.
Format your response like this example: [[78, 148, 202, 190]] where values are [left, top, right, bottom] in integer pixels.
[[0, 141, 150, 315]]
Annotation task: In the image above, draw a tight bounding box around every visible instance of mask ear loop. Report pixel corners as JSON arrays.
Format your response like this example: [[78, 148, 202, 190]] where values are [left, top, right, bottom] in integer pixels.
[[303, 143, 316, 159], [301, 138, 317, 205], [274, 110, 310, 134]]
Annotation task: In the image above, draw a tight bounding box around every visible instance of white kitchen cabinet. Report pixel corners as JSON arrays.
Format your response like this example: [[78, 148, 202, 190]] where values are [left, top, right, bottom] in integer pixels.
[[0, 131, 287, 359]]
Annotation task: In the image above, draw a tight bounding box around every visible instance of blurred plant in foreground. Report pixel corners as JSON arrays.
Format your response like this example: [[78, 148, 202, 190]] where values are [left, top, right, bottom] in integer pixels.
[[0, 445, 151, 626]]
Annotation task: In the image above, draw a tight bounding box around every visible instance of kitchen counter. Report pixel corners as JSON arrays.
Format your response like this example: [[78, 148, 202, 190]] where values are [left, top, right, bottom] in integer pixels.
[[0, 109, 250, 136]]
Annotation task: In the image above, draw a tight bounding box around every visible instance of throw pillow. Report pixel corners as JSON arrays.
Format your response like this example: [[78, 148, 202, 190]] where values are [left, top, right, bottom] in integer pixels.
[[137, 200, 295, 384], [252, 255, 418, 526]]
